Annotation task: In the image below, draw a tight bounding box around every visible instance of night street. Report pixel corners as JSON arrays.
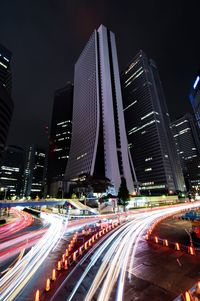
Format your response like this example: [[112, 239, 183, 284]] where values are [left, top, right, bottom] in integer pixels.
[[0, 1, 200, 300]]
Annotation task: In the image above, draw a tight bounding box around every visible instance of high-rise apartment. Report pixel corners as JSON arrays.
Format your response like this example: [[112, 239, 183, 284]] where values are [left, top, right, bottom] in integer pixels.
[[65, 25, 136, 194], [0, 44, 13, 163], [46, 83, 73, 197], [121, 50, 185, 194]]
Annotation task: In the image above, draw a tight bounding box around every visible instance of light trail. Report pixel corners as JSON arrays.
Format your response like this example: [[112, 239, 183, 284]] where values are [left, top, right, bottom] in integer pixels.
[[0, 212, 66, 301], [64, 202, 200, 301], [0, 228, 47, 262], [0, 208, 34, 239], [0, 249, 25, 277]]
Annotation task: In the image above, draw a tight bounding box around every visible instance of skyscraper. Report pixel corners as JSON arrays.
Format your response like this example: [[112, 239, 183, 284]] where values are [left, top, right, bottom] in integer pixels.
[[0, 44, 13, 163], [190, 71, 200, 129], [171, 113, 200, 189], [46, 83, 73, 197], [65, 25, 136, 194], [22, 145, 46, 198], [121, 50, 185, 194], [0, 145, 25, 198], [171, 113, 200, 168]]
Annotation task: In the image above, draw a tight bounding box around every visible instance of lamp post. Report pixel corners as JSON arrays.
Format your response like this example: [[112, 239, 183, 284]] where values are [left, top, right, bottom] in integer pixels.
[[0, 187, 8, 200]]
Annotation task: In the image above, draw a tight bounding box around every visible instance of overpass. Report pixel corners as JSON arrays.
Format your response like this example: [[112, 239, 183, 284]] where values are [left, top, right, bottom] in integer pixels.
[[0, 199, 97, 214]]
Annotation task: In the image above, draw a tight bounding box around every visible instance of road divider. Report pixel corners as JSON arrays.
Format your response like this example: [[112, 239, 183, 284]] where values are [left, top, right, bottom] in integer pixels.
[[146, 233, 198, 256], [145, 208, 199, 257], [33, 221, 120, 300], [171, 279, 200, 300]]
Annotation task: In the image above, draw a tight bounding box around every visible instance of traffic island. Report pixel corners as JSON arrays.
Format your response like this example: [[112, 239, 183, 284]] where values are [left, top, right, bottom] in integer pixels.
[[146, 215, 200, 256]]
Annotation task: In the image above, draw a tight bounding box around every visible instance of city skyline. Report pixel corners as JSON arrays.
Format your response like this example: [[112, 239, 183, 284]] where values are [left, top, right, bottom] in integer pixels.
[[1, 3, 200, 301], [0, 1, 199, 147]]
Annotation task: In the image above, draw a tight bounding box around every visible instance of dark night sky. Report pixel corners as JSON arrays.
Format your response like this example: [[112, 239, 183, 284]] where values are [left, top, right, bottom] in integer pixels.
[[0, 0, 199, 148]]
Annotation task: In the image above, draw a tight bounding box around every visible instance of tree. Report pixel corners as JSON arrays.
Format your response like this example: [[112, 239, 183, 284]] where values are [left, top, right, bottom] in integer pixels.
[[118, 177, 130, 211], [72, 174, 113, 195], [56, 187, 63, 199]]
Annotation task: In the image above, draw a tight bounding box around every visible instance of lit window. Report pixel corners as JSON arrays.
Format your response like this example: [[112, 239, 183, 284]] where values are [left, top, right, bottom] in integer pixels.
[[145, 168, 152, 172], [125, 59, 139, 74], [124, 67, 143, 84], [123, 100, 137, 112], [125, 70, 144, 87], [76, 153, 87, 160], [145, 157, 152, 161], [128, 120, 157, 135], [0, 61, 7, 69], [141, 111, 159, 120]]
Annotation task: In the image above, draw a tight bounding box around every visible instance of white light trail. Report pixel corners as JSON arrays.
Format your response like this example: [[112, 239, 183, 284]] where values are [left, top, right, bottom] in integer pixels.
[[65, 203, 200, 301], [0, 213, 66, 301]]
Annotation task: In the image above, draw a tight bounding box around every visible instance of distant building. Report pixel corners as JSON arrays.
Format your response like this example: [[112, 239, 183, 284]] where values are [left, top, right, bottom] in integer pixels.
[[0, 145, 25, 198], [190, 71, 200, 129], [171, 114, 200, 190], [121, 50, 185, 195], [46, 83, 73, 197], [186, 157, 200, 190], [0, 44, 13, 164], [22, 145, 46, 198], [65, 25, 136, 194], [171, 113, 200, 168]]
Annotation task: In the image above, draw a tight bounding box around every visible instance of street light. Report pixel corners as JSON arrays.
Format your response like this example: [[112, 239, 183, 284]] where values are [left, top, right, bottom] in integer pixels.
[[0, 187, 8, 199]]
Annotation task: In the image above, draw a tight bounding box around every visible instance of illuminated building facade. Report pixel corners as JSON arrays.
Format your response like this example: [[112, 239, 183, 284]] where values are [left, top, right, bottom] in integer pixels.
[[121, 50, 185, 194], [22, 145, 46, 198], [186, 157, 200, 189], [46, 83, 73, 197], [190, 72, 200, 129], [171, 113, 200, 168], [0, 145, 25, 197], [171, 113, 200, 189], [65, 25, 136, 194], [0, 44, 13, 164], [0, 44, 12, 93]]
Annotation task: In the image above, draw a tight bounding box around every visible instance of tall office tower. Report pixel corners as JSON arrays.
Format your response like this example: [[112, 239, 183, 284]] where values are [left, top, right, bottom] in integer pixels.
[[0, 145, 25, 198], [121, 50, 185, 195], [0, 44, 13, 163], [171, 113, 200, 168], [46, 83, 73, 197], [65, 25, 136, 194], [171, 114, 200, 189], [22, 145, 46, 198], [190, 72, 200, 130]]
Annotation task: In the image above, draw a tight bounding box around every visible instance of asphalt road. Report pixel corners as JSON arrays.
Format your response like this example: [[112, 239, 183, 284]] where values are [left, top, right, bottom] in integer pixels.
[[46, 205, 200, 301], [5, 204, 200, 301], [125, 217, 200, 301], [0, 214, 44, 273]]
